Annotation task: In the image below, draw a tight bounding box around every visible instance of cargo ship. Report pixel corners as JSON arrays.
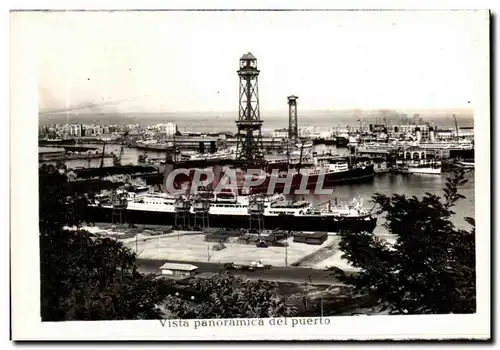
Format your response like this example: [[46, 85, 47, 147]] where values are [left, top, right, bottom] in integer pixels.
[[247, 157, 375, 194], [87, 191, 378, 233], [135, 140, 175, 151], [163, 155, 375, 195]]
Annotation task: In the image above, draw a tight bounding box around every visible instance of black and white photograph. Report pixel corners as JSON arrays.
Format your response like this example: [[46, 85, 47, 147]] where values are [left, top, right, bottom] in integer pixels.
[[10, 7, 490, 341]]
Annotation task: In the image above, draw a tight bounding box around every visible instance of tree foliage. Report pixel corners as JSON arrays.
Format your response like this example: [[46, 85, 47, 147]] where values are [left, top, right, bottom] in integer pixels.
[[39, 167, 170, 320], [333, 169, 476, 314], [163, 274, 298, 319]]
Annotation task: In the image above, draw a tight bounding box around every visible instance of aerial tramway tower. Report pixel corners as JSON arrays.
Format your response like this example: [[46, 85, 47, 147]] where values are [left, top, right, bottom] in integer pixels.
[[111, 191, 128, 226], [248, 195, 265, 232], [287, 95, 299, 142], [192, 195, 210, 230], [174, 195, 191, 230], [235, 52, 264, 163]]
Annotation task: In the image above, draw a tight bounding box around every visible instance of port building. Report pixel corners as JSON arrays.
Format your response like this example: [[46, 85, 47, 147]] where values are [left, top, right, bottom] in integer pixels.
[[293, 232, 328, 245], [159, 263, 199, 277]]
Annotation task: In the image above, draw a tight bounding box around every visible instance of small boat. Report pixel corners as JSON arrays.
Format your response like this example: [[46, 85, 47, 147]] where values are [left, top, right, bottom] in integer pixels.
[[455, 160, 474, 169], [372, 157, 390, 174], [406, 160, 442, 175], [295, 141, 313, 149], [392, 159, 442, 175], [407, 166, 442, 175]]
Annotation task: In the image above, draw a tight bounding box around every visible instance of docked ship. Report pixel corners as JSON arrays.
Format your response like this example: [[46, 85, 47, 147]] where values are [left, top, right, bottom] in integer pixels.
[[265, 154, 314, 171], [87, 191, 378, 233], [392, 159, 443, 175], [178, 150, 236, 162], [295, 140, 313, 149], [372, 157, 390, 174], [166, 155, 375, 195], [159, 154, 375, 196], [135, 140, 175, 151], [454, 159, 474, 169], [248, 156, 375, 194], [335, 135, 349, 147]]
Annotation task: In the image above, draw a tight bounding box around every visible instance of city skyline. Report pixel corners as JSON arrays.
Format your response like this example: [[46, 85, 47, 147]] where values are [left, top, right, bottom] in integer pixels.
[[25, 10, 487, 114]]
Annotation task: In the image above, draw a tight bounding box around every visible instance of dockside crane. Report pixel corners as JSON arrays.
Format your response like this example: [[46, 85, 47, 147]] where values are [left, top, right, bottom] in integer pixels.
[[113, 142, 124, 167]]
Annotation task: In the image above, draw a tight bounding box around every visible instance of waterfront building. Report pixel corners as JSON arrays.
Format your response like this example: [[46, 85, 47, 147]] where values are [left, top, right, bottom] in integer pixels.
[[272, 125, 330, 140], [152, 122, 178, 136], [390, 124, 431, 141], [272, 128, 288, 138], [436, 127, 475, 140]]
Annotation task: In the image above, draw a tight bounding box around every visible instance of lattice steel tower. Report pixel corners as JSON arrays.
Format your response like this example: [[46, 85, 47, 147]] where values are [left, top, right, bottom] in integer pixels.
[[287, 95, 298, 141], [235, 52, 264, 162]]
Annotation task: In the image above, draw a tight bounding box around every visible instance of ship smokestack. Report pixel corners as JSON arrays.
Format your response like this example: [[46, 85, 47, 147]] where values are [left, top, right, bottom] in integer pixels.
[[415, 127, 422, 143], [429, 127, 435, 142]]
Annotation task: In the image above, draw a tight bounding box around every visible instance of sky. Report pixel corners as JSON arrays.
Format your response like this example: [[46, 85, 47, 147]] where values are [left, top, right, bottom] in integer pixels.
[[12, 10, 488, 114]]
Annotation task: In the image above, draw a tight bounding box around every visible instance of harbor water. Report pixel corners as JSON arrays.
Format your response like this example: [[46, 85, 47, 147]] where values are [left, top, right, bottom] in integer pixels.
[[57, 143, 475, 234]]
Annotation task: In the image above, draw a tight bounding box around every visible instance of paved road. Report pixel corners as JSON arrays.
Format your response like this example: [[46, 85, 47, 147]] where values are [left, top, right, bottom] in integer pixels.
[[136, 258, 351, 284]]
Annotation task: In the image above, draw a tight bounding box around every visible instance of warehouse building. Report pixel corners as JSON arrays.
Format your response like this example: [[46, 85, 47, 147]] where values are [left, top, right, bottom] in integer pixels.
[[293, 232, 328, 245]]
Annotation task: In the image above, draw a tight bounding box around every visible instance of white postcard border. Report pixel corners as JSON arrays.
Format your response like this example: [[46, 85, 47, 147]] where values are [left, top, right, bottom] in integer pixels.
[[8, 5, 491, 341]]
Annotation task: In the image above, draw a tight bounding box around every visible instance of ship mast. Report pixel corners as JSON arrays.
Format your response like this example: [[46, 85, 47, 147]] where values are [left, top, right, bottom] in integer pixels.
[[100, 141, 106, 168], [294, 143, 305, 202], [453, 114, 459, 142], [286, 139, 290, 171], [297, 143, 304, 174]]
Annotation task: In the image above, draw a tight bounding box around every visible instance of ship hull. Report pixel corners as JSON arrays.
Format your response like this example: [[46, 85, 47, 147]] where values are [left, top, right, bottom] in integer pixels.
[[407, 167, 442, 175], [455, 161, 474, 169], [312, 138, 337, 146], [135, 143, 174, 151], [165, 164, 375, 195], [86, 206, 377, 233], [250, 165, 375, 194], [374, 168, 390, 174], [335, 137, 348, 147]]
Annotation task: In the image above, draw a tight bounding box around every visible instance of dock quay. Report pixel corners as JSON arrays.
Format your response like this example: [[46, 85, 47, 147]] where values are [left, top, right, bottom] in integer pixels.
[[39, 153, 115, 163], [133, 136, 220, 151], [73, 165, 159, 179], [130, 136, 288, 152], [38, 145, 114, 163], [68, 221, 383, 271]]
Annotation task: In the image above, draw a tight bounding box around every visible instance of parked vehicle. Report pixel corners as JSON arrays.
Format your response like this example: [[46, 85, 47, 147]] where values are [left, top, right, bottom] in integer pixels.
[[224, 262, 255, 271], [250, 260, 272, 269], [223, 261, 272, 271], [256, 240, 269, 248]]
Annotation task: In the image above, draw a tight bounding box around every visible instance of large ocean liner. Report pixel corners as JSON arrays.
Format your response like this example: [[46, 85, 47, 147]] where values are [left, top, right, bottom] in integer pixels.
[[87, 190, 378, 233]]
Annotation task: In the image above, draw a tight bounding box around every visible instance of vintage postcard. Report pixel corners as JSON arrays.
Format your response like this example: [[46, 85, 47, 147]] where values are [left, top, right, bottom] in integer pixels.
[[10, 8, 490, 341]]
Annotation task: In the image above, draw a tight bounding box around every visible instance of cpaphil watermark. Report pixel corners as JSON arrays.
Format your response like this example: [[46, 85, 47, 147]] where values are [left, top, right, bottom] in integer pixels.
[[164, 167, 332, 195]]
